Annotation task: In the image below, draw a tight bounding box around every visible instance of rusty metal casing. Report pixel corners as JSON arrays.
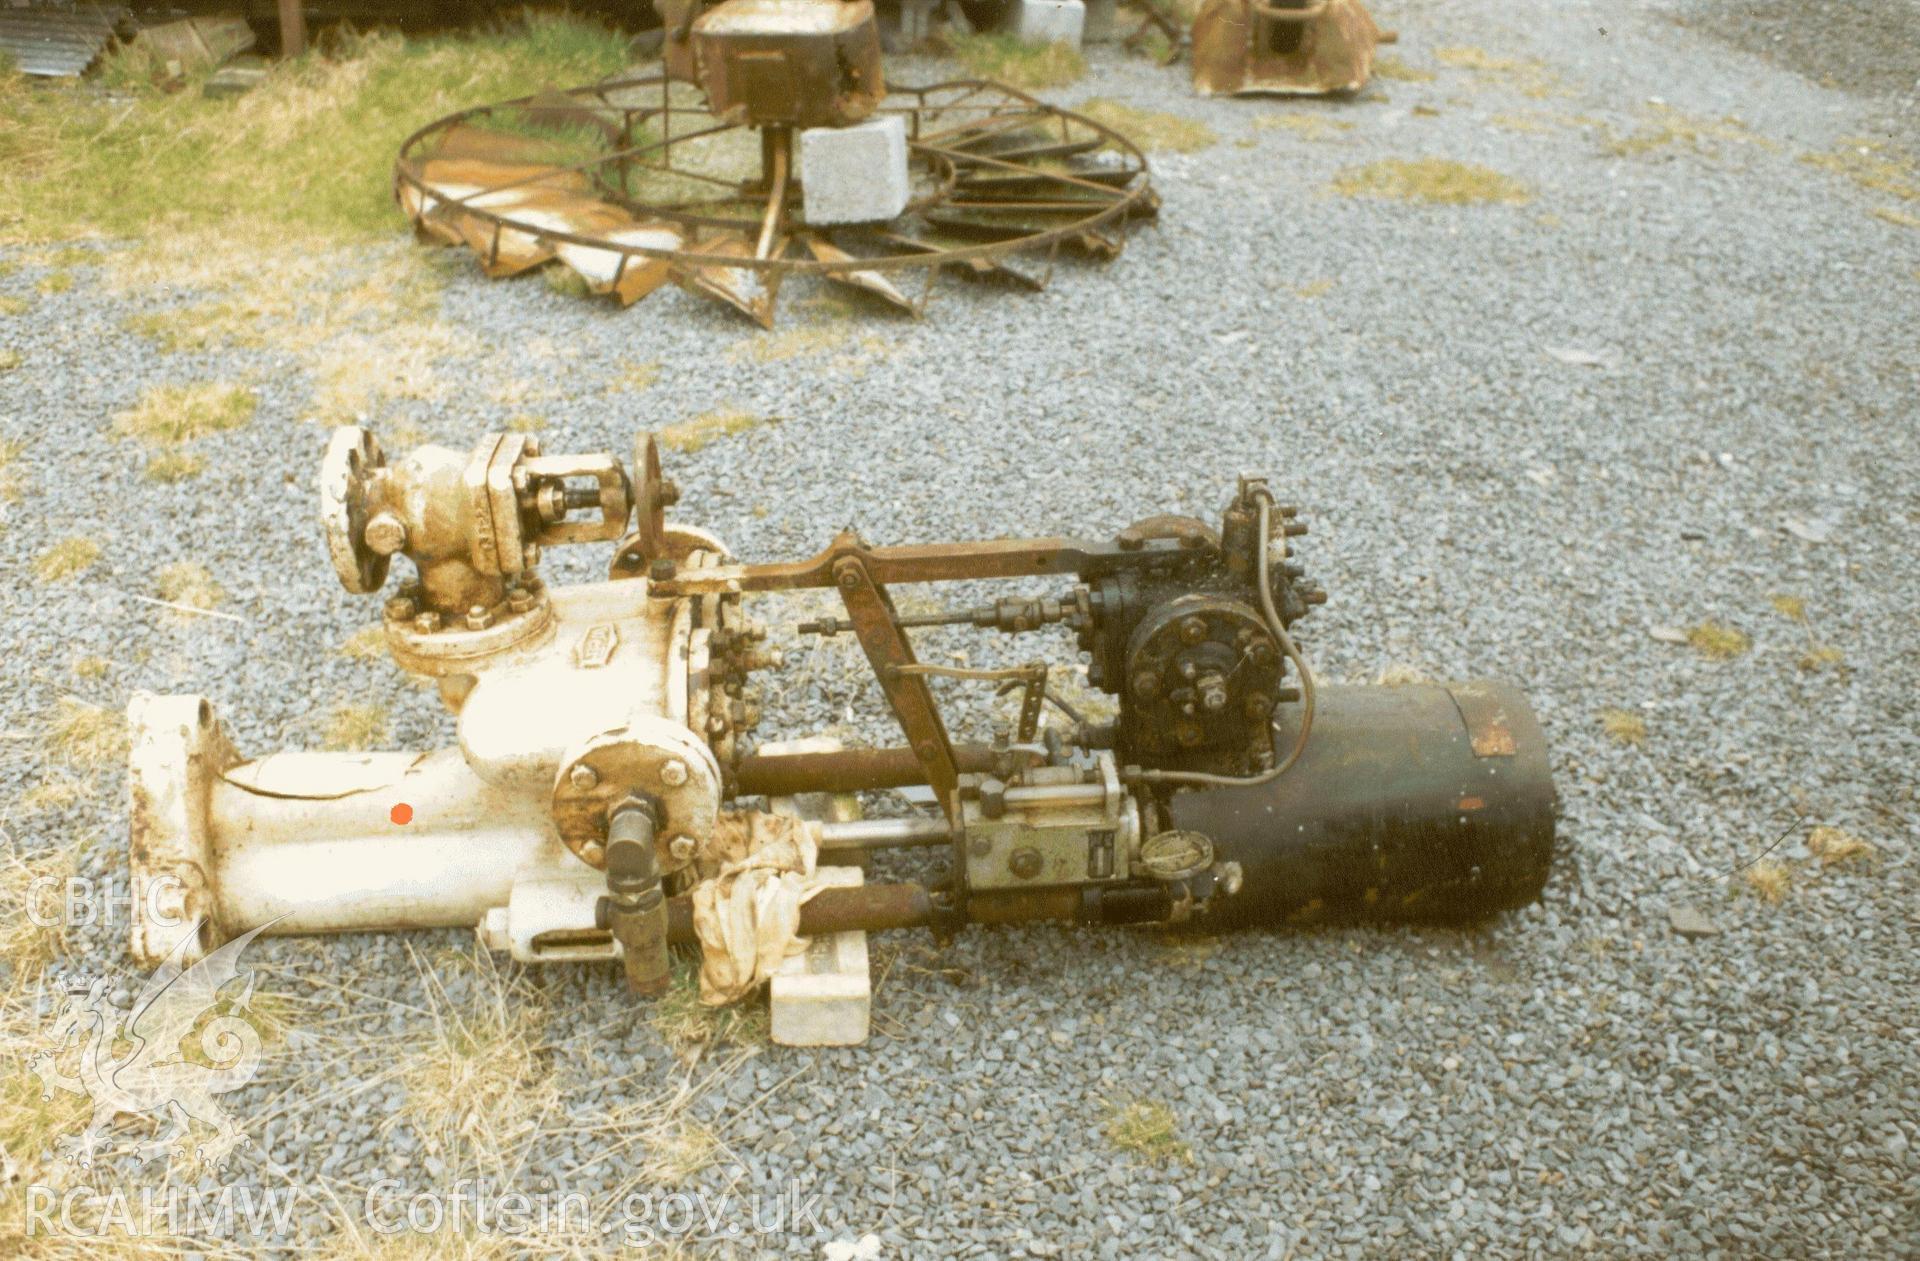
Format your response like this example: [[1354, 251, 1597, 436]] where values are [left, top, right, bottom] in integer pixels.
[[691, 0, 885, 129], [1166, 682, 1556, 925], [1190, 0, 1387, 97]]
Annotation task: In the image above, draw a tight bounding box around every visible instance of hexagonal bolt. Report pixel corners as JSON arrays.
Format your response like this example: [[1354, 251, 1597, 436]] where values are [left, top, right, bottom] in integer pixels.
[[581, 840, 605, 865], [466, 604, 494, 631], [568, 764, 600, 792], [383, 595, 416, 623], [1008, 848, 1044, 880], [364, 513, 408, 556], [1131, 670, 1160, 699], [1179, 616, 1210, 645], [659, 758, 689, 788], [413, 611, 441, 634], [506, 588, 535, 615], [667, 834, 698, 862]]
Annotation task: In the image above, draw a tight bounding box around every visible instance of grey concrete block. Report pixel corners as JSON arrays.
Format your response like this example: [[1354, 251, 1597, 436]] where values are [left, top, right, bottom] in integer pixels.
[[799, 115, 910, 226], [1014, 0, 1086, 48]]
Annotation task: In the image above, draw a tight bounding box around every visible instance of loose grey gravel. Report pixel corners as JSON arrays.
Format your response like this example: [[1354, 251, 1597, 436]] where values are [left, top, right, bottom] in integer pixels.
[[0, 0, 1915, 1256]]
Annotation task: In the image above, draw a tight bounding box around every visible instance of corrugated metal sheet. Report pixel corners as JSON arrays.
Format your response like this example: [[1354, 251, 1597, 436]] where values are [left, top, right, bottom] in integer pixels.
[[0, 5, 129, 78]]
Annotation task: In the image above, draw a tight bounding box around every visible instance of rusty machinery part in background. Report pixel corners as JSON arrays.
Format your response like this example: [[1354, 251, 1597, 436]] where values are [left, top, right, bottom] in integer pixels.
[[1189, 0, 1393, 97], [129, 425, 1555, 984], [393, 74, 1158, 327]]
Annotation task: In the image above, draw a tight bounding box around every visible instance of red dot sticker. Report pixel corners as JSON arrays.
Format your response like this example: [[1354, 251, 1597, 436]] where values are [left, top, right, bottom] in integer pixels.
[[390, 803, 414, 825]]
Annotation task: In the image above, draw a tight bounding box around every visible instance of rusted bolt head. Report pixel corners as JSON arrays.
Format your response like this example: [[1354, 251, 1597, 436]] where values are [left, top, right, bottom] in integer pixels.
[[1009, 848, 1044, 881], [364, 513, 407, 556], [659, 758, 689, 788], [413, 611, 440, 634], [567, 764, 599, 792], [1179, 616, 1209, 645], [668, 834, 697, 862], [522, 544, 541, 569], [1175, 721, 1203, 747], [837, 567, 861, 590], [383, 595, 415, 623], [1243, 692, 1273, 720], [1201, 680, 1229, 712], [650, 559, 676, 582], [660, 479, 682, 507], [581, 840, 605, 865], [507, 588, 534, 614], [914, 740, 938, 762], [1131, 670, 1160, 699], [466, 604, 494, 631]]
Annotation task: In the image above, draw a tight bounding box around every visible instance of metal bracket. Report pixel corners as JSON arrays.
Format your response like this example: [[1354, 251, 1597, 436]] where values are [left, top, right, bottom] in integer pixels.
[[829, 541, 961, 825]]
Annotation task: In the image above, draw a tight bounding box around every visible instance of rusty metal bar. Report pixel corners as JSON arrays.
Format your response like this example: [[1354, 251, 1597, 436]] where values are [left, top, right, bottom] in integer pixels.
[[650, 534, 1188, 597], [831, 553, 962, 822], [732, 742, 997, 796]]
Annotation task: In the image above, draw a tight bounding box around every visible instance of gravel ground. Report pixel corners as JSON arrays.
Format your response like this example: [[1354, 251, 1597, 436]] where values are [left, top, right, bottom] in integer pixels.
[[2, 0, 1917, 1255]]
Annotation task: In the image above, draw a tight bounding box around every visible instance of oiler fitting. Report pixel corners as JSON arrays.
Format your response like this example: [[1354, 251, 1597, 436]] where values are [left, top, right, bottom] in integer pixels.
[[604, 798, 671, 996]]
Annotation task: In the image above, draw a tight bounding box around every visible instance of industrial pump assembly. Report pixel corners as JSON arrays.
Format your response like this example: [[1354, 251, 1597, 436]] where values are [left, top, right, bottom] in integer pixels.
[[127, 425, 1556, 1010]]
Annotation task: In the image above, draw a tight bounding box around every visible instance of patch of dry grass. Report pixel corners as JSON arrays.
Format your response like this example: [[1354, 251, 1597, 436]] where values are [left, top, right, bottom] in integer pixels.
[[644, 1117, 720, 1184], [1873, 207, 1920, 228], [1686, 620, 1750, 659], [0, 348, 19, 372], [17, 773, 92, 814], [1771, 595, 1844, 671], [1295, 278, 1335, 299], [392, 946, 554, 1169], [1432, 44, 1560, 98], [0, 839, 71, 972], [1805, 826, 1870, 867], [658, 408, 774, 454], [111, 382, 255, 446], [1600, 709, 1647, 746], [1800, 139, 1918, 202], [1252, 114, 1355, 141], [952, 33, 1086, 89], [34, 536, 100, 582], [72, 655, 110, 679], [1331, 158, 1532, 205], [38, 270, 73, 294], [156, 560, 222, 610], [142, 449, 205, 482], [1373, 662, 1434, 686], [0, 295, 29, 315], [1743, 859, 1791, 903], [322, 701, 390, 751], [1604, 105, 1758, 158], [731, 326, 849, 364], [338, 624, 390, 660], [1105, 1098, 1191, 1164], [47, 697, 128, 771], [0, 436, 22, 502], [1078, 99, 1217, 153], [613, 361, 661, 392], [1372, 55, 1434, 83]]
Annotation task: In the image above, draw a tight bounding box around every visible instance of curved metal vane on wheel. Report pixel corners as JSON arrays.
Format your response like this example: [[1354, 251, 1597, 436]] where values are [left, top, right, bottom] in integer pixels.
[[394, 74, 1160, 327]]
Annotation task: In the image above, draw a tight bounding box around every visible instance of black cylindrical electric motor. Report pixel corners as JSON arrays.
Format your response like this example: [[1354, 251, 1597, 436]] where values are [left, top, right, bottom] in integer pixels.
[[1168, 681, 1556, 926]]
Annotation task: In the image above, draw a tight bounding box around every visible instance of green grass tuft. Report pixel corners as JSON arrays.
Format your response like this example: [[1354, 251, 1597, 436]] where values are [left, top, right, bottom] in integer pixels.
[[952, 33, 1086, 89]]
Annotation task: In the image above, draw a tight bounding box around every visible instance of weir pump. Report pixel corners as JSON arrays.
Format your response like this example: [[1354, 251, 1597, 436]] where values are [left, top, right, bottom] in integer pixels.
[[128, 425, 1556, 1013]]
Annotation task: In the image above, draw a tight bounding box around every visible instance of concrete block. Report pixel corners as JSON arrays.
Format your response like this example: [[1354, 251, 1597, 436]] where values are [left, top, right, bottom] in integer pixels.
[[770, 866, 871, 1046], [1013, 0, 1085, 48], [799, 116, 909, 226]]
